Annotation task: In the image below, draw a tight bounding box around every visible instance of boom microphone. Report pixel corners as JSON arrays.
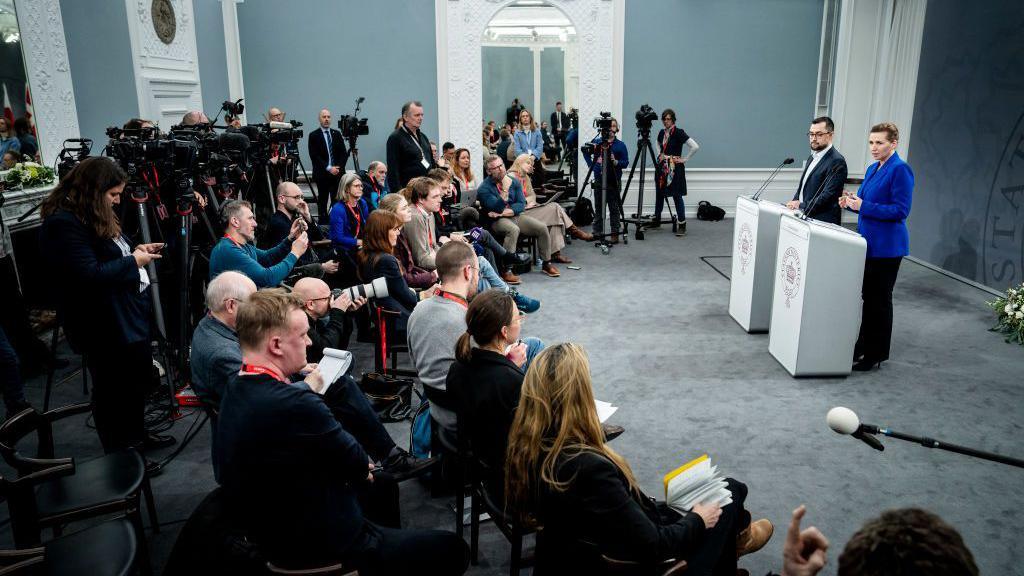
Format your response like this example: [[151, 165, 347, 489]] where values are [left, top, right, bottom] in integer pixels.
[[827, 407, 884, 451]]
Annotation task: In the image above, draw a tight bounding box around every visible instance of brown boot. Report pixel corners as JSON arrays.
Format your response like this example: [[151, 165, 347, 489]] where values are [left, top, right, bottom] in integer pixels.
[[569, 225, 594, 241], [736, 519, 773, 558], [541, 262, 560, 277], [550, 252, 573, 264], [500, 269, 521, 285]]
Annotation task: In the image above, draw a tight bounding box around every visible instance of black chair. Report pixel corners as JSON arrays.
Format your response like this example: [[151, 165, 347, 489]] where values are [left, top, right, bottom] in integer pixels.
[[0, 518, 138, 576], [264, 561, 357, 575], [435, 425, 470, 541], [575, 539, 687, 576], [0, 404, 158, 573], [42, 326, 88, 413], [470, 459, 535, 576]]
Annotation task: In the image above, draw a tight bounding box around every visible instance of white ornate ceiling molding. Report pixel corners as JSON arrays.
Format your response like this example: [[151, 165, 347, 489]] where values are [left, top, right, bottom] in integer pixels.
[[16, 0, 80, 166], [438, 0, 619, 182], [124, 0, 203, 129]]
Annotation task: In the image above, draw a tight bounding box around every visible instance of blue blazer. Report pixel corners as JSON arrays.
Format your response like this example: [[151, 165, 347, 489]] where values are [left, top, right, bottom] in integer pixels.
[[852, 151, 914, 258], [513, 129, 543, 159], [329, 198, 369, 250]]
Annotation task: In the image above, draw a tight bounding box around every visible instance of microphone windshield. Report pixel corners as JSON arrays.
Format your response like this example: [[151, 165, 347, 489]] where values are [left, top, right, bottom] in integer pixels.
[[827, 406, 860, 435], [268, 121, 293, 130], [784, 158, 795, 165]]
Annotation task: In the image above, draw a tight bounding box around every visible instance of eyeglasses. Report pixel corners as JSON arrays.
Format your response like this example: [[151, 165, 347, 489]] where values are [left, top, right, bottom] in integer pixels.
[[283, 194, 303, 200], [309, 296, 331, 303], [807, 131, 832, 138]]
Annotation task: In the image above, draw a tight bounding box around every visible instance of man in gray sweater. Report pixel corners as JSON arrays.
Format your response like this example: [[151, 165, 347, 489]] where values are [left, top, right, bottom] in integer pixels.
[[407, 242, 479, 431]]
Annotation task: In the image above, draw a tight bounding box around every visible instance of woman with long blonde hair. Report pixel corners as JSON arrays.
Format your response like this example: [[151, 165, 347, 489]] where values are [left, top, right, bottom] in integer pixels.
[[505, 343, 771, 574], [505, 153, 592, 263]]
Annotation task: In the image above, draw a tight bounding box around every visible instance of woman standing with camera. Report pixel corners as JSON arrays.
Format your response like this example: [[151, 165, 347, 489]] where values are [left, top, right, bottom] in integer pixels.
[[39, 157, 165, 455]]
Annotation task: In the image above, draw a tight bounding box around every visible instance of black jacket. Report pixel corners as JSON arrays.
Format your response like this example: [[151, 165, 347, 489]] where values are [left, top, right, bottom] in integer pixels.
[[446, 348, 524, 492], [305, 310, 353, 362], [550, 111, 569, 135], [534, 450, 706, 575], [793, 147, 847, 225], [308, 127, 349, 177], [214, 372, 369, 566], [359, 253, 417, 330], [38, 209, 151, 352], [385, 126, 435, 191]]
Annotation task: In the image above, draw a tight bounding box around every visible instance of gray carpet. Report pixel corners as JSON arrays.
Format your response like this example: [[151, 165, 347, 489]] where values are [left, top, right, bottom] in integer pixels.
[[4, 218, 1022, 574]]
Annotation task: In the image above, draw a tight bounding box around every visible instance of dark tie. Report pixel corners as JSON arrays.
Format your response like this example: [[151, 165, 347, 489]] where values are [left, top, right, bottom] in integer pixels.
[[324, 130, 333, 167]]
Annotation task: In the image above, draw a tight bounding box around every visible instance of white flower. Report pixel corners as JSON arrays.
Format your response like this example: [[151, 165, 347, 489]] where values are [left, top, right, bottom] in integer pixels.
[[1007, 304, 1014, 314], [1017, 311, 1024, 320]]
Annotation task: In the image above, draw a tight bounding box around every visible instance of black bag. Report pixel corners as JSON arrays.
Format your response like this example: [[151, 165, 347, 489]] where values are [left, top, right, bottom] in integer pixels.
[[697, 200, 726, 221], [571, 196, 595, 227], [360, 372, 414, 422]]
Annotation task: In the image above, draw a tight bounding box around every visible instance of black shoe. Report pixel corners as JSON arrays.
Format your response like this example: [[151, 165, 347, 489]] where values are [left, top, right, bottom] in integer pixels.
[[144, 433, 177, 450], [602, 423, 625, 442], [675, 220, 687, 237], [852, 358, 883, 372], [145, 459, 163, 477], [383, 448, 437, 482], [647, 219, 662, 229], [503, 251, 532, 266]]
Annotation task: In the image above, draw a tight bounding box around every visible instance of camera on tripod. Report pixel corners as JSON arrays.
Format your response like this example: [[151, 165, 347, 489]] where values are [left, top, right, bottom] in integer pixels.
[[221, 98, 245, 118], [57, 138, 93, 180], [237, 120, 303, 163], [568, 107, 579, 129], [593, 111, 614, 132], [338, 115, 368, 139], [635, 104, 658, 132]]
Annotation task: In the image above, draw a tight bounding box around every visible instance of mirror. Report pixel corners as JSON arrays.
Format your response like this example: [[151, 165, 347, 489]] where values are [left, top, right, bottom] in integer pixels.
[[0, 0, 40, 169], [481, 1, 577, 173]]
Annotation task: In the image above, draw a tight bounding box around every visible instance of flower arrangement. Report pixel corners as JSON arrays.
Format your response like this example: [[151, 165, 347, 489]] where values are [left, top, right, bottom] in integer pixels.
[[3, 162, 56, 189], [989, 283, 1024, 345]]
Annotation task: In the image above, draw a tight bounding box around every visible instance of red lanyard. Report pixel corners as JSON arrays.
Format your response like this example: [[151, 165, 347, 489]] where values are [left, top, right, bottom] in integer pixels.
[[240, 363, 287, 383], [223, 233, 243, 248], [435, 289, 468, 309], [347, 203, 362, 238], [367, 177, 380, 194]]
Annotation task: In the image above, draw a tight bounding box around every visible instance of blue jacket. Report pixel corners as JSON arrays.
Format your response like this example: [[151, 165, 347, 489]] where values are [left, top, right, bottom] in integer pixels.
[[852, 152, 914, 258], [513, 129, 543, 159], [209, 236, 297, 288], [476, 176, 527, 229], [329, 198, 369, 250], [584, 137, 629, 180]]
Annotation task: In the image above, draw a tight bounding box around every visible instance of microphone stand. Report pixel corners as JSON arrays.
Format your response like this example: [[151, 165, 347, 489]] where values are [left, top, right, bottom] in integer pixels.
[[752, 158, 791, 200], [859, 422, 1024, 469]]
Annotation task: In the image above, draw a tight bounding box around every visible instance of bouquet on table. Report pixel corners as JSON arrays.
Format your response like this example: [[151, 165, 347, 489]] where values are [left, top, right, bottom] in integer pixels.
[[989, 283, 1024, 345], [3, 162, 56, 189]]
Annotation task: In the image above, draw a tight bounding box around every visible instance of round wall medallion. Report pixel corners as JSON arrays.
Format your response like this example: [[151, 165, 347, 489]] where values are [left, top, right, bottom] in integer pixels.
[[151, 0, 177, 44]]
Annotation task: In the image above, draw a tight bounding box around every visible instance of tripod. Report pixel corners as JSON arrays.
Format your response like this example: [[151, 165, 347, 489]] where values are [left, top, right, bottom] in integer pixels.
[[587, 131, 628, 254], [619, 128, 676, 240]]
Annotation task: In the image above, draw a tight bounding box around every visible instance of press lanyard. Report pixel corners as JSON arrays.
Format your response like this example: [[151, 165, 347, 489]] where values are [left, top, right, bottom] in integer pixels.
[[434, 289, 468, 309], [240, 363, 287, 383], [404, 127, 425, 161], [223, 233, 243, 248], [347, 203, 362, 238]]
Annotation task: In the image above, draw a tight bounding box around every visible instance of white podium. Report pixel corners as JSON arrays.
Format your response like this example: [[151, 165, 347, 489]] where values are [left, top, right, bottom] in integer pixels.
[[729, 196, 792, 332], [768, 214, 866, 376]]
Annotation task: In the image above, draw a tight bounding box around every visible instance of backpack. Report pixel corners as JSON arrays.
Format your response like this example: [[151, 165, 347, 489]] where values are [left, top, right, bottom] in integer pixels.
[[697, 200, 726, 221], [571, 196, 595, 227], [409, 394, 432, 458], [360, 372, 414, 422]]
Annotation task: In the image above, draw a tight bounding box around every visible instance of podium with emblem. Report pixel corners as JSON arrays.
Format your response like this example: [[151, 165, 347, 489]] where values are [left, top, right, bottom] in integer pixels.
[[729, 195, 792, 332], [768, 213, 867, 376]]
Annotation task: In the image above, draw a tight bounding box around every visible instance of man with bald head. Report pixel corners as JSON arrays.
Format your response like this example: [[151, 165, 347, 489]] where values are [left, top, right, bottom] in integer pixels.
[[292, 277, 364, 360], [181, 110, 209, 126], [190, 271, 258, 408], [265, 182, 338, 281], [308, 108, 349, 221]]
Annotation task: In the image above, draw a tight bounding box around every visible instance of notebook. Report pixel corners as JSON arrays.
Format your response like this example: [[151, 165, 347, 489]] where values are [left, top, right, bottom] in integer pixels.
[[317, 348, 352, 394], [663, 454, 732, 514]]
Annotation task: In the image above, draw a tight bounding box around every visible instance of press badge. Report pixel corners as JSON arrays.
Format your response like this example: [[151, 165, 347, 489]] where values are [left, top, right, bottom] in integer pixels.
[[421, 158, 431, 169]]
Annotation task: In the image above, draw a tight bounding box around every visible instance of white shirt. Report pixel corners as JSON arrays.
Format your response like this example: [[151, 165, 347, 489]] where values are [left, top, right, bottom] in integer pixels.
[[113, 236, 150, 293], [798, 144, 832, 203]]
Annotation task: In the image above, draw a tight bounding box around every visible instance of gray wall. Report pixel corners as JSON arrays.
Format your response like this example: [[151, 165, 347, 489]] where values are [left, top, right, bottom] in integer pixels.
[[193, 0, 229, 114], [482, 46, 534, 127], [539, 47, 565, 127], [236, 0, 438, 170], [1, 42, 28, 121], [60, 0, 138, 154], [907, 0, 1024, 290], [621, 0, 823, 168]]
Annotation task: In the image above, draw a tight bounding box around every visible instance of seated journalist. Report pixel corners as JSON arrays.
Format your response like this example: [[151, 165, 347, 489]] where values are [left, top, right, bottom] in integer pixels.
[[264, 182, 339, 280], [209, 200, 308, 288], [214, 288, 468, 574]]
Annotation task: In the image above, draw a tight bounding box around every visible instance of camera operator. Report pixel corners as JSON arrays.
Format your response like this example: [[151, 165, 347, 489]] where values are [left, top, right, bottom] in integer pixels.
[[386, 101, 436, 191], [654, 108, 700, 235], [583, 117, 629, 243], [267, 107, 297, 184], [209, 199, 308, 288], [309, 109, 349, 223], [38, 157, 166, 456], [265, 182, 339, 281]]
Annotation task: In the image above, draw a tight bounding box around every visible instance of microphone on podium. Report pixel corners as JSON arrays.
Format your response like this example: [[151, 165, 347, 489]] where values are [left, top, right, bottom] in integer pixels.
[[752, 157, 795, 200], [826, 406, 884, 451]]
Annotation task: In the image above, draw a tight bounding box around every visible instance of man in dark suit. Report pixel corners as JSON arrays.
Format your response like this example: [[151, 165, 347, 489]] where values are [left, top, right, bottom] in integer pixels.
[[787, 116, 847, 225], [308, 108, 349, 222], [505, 98, 524, 128], [550, 101, 569, 155]]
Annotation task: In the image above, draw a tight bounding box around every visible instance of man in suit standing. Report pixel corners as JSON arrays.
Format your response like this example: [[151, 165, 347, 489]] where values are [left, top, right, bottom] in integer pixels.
[[505, 98, 524, 129], [308, 108, 349, 222], [550, 101, 569, 156], [787, 116, 847, 224]]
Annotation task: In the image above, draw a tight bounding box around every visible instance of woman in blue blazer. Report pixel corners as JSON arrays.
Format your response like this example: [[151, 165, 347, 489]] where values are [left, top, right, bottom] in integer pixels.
[[839, 122, 914, 371], [513, 109, 545, 189]]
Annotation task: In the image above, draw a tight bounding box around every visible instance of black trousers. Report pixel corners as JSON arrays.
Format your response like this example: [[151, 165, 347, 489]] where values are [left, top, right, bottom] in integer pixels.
[[855, 256, 903, 362], [87, 340, 150, 453], [592, 180, 621, 236], [322, 374, 396, 463], [314, 173, 341, 223], [683, 477, 751, 576], [342, 521, 468, 576]]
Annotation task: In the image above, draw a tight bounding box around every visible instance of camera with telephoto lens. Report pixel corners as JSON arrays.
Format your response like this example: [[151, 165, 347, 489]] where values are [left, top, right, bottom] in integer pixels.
[[635, 104, 658, 131], [332, 278, 390, 303]]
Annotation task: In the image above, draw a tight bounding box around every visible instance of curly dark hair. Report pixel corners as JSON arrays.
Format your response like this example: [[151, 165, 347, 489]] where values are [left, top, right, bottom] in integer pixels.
[[838, 508, 978, 576], [40, 156, 127, 239]]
